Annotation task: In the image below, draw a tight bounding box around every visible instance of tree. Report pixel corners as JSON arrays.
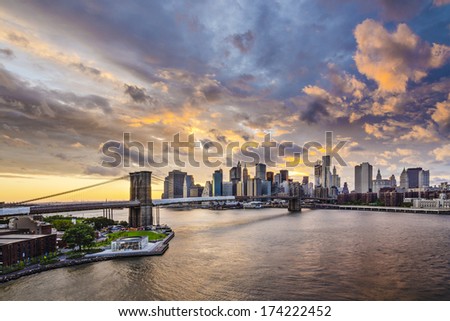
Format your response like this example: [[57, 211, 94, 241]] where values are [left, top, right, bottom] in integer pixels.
[[51, 219, 74, 231], [82, 217, 115, 230], [118, 220, 129, 228], [62, 224, 95, 251]]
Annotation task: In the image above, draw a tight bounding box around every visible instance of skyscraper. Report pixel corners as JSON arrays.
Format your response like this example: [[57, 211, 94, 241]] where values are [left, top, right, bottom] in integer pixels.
[[243, 163, 249, 196], [407, 168, 422, 189], [280, 170, 289, 183], [354, 162, 373, 193], [331, 166, 340, 188], [164, 170, 187, 199], [236, 161, 242, 182], [314, 161, 322, 187], [222, 182, 233, 196], [202, 181, 212, 197], [373, 169, 392, 195], [266, 171, 274, 182], [243, 163, 249, 180], [419, 170, 430, 188], [230, 162, 241, 196], [230, 161, 242, 183], [255, 163, 267, 180], [390, 175, 397, 187], [400, 168, 408, 189], [321, 155, 331, 189], [213, 169, 223, 196], [183, 174, 194, 198], [342, 182, 349, 194]]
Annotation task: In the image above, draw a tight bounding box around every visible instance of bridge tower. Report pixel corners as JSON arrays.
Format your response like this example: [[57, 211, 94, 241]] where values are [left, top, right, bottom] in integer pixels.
[[288, 182, 302, 212], [129, 171, 152, 227]]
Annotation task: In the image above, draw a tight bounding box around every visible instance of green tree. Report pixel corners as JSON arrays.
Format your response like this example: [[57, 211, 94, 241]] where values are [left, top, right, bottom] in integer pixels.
[[118, 220, 129, 228], [62, 224, 95, 251], [51, 219, 74, 231], [83, 217, 115, 230]]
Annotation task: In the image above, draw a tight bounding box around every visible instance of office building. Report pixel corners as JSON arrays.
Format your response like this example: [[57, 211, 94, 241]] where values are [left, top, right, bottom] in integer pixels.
[[255, 163, 267, 180], [222, 182, 233, 196], [321, 155, 331, 189], [213, 169, 223, 196], [407, 168, 422, 189], [355, 162, 373, 193], [373, 169, 393, 195], [261, 180, 272, 196], [314, 161, 322, 187], [400, 168, 408, 189], [405, 168, 430, 189], [342, 182, 349, 194], [236, 181, 244, 196], [254, 178, 263, 196], [390, 174, 397, 187], [247, 178, 254, 196], [280, 170, 289, 183], [183, 175, 194, 198], [243, 164, 249, 196], [419, 170, 430, 188], [202, 181, 213, 197], [331, 166, 341, 188], [190, 184, 204, 197], [163, 170, 187, 199], [230, 161, 242, 183]]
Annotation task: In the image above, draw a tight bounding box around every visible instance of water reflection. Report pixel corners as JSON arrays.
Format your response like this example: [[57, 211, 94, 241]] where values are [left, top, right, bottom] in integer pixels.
[[1, 208, 449, 300]]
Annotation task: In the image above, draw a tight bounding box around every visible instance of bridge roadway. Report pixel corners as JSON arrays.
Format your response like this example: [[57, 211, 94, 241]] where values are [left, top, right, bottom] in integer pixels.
[[0, 196, 237, 216]]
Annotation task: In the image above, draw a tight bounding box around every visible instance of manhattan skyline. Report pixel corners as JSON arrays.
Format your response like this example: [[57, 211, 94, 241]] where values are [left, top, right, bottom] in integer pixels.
[[0, 1, 450, 202]]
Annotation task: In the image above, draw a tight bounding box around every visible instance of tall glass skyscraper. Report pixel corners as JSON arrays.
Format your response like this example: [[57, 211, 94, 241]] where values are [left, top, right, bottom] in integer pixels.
[[213, 169, 223, 196]]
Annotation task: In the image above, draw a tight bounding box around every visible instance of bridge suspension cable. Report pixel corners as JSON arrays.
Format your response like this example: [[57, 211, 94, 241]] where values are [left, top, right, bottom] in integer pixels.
[[17, 175, 129, 205]]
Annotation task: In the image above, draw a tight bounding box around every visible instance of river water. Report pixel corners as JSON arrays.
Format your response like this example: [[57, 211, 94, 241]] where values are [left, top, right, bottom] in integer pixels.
[[1, 208, 449, 300]]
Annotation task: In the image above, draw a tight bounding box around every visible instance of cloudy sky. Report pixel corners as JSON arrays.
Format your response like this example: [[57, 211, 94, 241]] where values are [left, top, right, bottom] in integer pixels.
[[1, 0, 449, 201]]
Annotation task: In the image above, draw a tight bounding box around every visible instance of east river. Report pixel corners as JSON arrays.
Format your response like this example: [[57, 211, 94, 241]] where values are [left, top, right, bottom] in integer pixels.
[[1, 208, 449, 300]]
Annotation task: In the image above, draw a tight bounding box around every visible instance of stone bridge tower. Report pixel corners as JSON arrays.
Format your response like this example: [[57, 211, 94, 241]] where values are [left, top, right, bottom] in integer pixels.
[[288, 182, 302, 212], [129, 171, 152, 227]]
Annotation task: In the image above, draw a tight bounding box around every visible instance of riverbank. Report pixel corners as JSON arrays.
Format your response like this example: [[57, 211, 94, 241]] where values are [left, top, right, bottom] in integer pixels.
[[311, 203, 450, 214], [0, 232, 174, 284]]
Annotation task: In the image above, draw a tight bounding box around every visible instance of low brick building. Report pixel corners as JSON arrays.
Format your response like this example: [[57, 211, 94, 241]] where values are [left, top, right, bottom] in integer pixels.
[[0, 234, 56, 267]]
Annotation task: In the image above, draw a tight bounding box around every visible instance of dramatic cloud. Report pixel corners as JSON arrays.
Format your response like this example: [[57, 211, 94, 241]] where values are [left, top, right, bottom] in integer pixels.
[[0, 1, 449, 198], [354, 19, 450, 93], [327, 64, 367, 101], [124, 84, 154, 104], [431, 94, 450, 133], [431, 144, 450, 161], [398, 122, 440, 142]]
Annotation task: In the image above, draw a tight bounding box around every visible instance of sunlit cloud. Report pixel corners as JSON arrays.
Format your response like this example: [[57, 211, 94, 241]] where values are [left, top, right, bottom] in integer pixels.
[[354, 19, 450, 93]]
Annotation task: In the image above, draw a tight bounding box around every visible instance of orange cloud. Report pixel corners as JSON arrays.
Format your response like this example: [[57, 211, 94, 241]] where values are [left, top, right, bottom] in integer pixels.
[[354, 19, 450, 93], [398, 122, 439, 142], [430, 144, 450, 161], [363, 123, 384, 139], [431, 94, 450, 129]]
